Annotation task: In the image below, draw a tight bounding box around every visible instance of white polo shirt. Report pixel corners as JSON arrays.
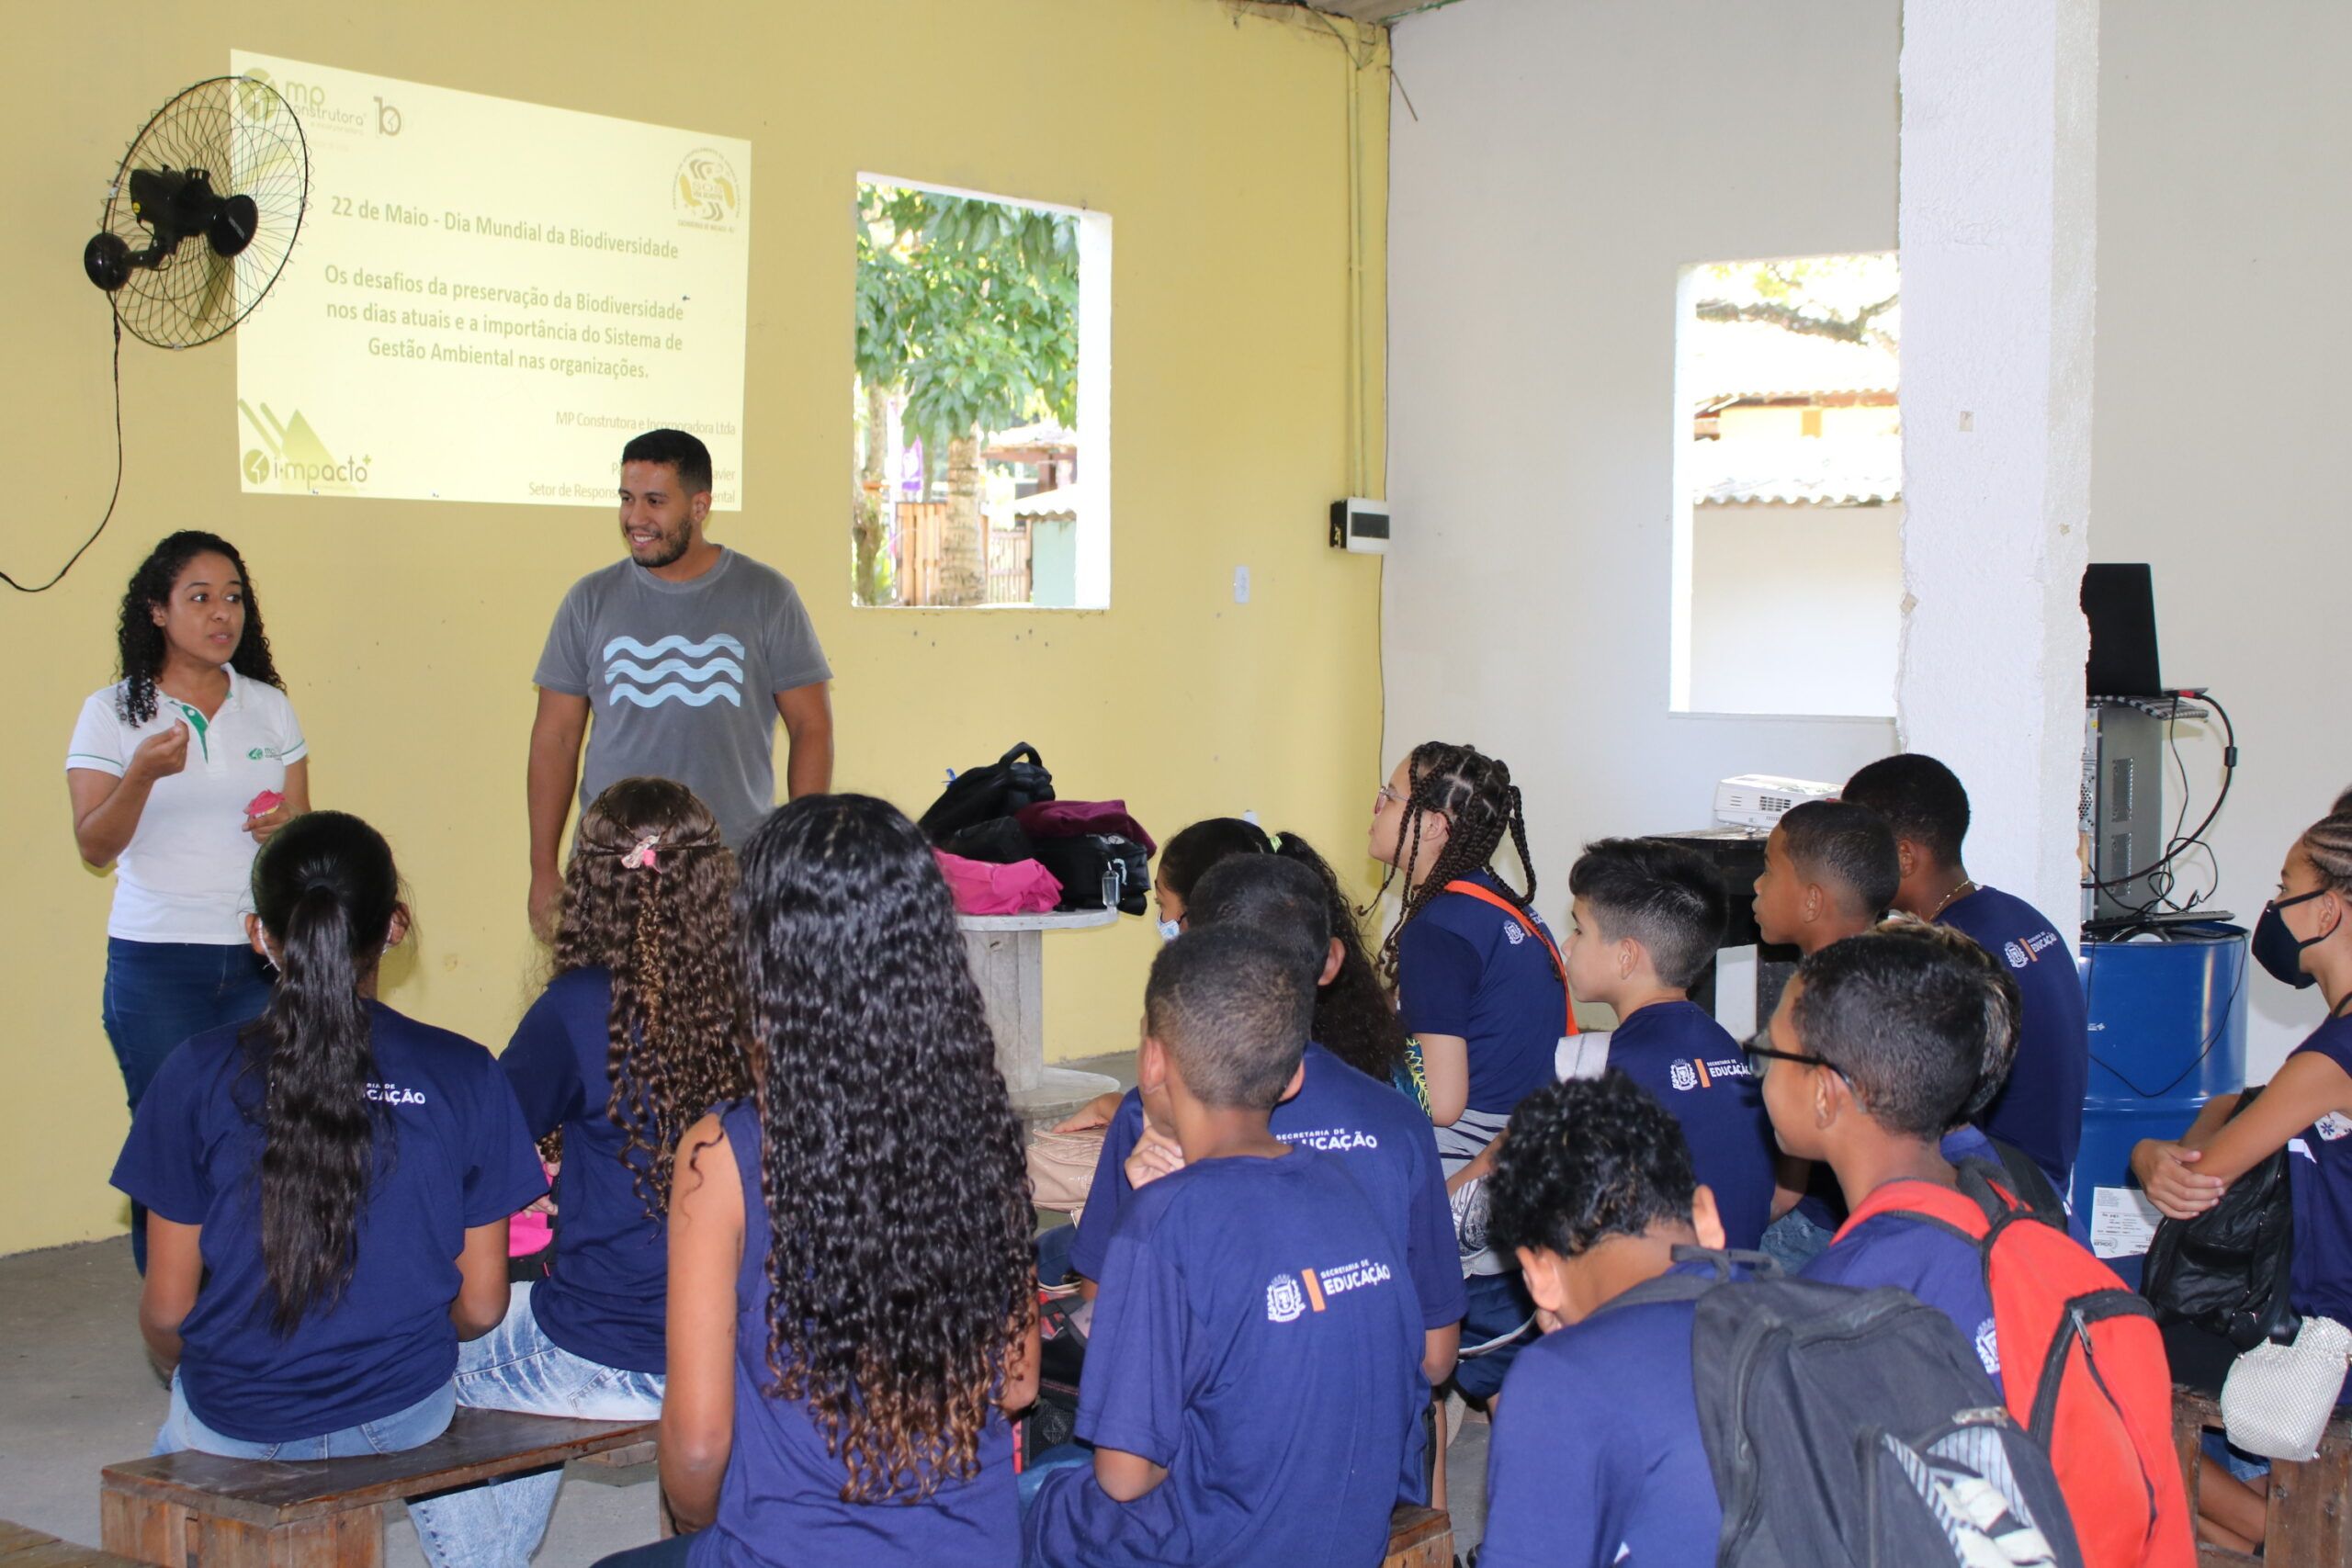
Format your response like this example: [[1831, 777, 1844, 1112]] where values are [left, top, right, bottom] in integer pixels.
[[66, 670, 308, 943]]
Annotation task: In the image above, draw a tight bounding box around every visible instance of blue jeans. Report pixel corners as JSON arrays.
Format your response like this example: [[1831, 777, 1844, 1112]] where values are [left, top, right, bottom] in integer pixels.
[[103, 938, 274, 1272], [594, 1538, 693, 1567], [1451, 1270, 1537, 1401], [409, 1285, 666, 1568], [157, 1372, 455, 1460], [1759, 1210, 1836, 1275]]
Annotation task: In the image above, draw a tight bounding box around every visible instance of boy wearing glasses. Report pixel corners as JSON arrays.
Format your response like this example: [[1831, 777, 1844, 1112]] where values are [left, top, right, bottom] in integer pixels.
[[1562, 839, 1778, 1251], [1753, 926, 2017, 1388]]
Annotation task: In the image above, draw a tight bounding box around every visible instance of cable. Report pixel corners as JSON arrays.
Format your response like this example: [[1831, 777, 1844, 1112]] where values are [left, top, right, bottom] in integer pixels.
[[2082, 925, 2248, 1100], [2088, 692, 2235, 895], [4, 315, 123, 592]]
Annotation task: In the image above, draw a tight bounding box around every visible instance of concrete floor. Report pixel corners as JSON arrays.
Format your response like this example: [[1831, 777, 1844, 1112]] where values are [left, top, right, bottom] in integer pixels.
[[0, 1047, 1487, 1562]]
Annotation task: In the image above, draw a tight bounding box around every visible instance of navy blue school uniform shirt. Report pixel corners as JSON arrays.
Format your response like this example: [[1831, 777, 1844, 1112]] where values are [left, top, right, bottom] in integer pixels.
[[2287, 1012, 2352, 1324], [1941, 886, 2088, 1188], [110, 1003, 546, 1442], [1065, 1044, 1465, 1336], [1397, 870, 1567, 1117], [1806, 1185, 2004, 1393], [499, 965, 668, 1373], [1606, 1000, 1778, 1251], [1479, 1259, 1726, 1568], [1026, 1147, 1424, 1568], [697, 1101, 1017, 1567]]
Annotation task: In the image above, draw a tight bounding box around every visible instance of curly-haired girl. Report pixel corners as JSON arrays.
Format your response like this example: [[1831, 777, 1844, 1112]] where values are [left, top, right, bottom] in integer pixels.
[[601, 794, 1037, 1567], [413, 779, 751, 1566], [69, 531, 308, 1272], [113, 811, 544, 1480]]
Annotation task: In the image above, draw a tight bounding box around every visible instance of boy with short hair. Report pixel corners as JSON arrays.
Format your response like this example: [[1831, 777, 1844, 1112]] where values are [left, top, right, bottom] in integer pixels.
[[1477, 1070, 1730, 1568], [1750, 799, 1902, 955], [1843, 751, 2089, 1189], [1023, 927, 1424, 1568], [1063, 856, 1466, 1388], [1564, 838, 1778, 1250]]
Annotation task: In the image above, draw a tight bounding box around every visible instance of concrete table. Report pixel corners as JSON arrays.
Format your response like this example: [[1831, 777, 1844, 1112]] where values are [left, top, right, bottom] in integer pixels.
[[958, 909, 1124, 1125]]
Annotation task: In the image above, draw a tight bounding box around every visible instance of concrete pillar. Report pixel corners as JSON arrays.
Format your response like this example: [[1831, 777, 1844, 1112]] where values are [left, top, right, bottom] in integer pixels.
[[1896, 0, 2099, 934]]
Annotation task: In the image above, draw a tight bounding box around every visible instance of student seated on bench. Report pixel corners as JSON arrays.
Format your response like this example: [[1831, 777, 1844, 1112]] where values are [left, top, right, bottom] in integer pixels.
[[109, 813, 545, 1559], [1842, 752, 2088, 1190], [1561, 837, 1778, 1251], [598, 795, 1039, 1567], [1749, 800, 1900, 1270], [1022, 926, 1425, 1568], [1476, 1070, 1731, 1568], [1063, 853, 1464, 1391]]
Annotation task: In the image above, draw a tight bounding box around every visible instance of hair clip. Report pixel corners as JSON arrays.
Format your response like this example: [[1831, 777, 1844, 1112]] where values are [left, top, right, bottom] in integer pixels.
[[622, 834, 661, 871]]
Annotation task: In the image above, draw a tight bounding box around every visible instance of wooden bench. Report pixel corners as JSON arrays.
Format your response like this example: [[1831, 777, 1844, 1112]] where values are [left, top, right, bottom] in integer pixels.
[[0, 1519, 142, 1566], [98, 1410, 657, 1568], [2172, 1384, 2352, 1566], [1382, 1503, 1453, 1568]]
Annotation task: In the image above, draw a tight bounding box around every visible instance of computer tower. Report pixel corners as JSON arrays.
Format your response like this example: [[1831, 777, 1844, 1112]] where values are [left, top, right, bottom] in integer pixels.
[[2082, 702, 2167, 922]]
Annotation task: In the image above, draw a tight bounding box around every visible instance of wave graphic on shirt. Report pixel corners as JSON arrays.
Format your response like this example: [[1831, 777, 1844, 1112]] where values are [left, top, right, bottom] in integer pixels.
[[603, 634, 747, 708]]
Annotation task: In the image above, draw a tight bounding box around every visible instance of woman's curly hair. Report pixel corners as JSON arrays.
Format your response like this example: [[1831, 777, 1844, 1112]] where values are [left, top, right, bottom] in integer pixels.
[[1369, 740, 1537, 987], [551, 778, 750, 1221], [115, 531, 282, 726], [735, 794, 1035, 1504]]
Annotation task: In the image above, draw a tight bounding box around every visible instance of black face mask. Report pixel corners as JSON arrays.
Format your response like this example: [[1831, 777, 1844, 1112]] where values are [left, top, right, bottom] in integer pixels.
[[2252, 889, 2333, 989]]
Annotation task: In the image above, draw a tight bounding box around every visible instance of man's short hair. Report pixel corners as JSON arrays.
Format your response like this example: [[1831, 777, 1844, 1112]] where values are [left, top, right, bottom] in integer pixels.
[[1567, 838, 1729, 990], [1486, 1070, 1698, 1259], [1778, 800, 1901, 918], [1145, 925, 1312, 1111], [1188, 856, 1329, 989], [1843, 754, 1972, 868], [1861, 917, 2021, 1124], [1791, 930, 2001, 1139], [621, 428, 714, 495]]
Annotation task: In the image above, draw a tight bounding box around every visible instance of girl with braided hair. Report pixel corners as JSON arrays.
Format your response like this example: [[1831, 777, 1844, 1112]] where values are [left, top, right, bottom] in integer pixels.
[[412, 778, 751, 1567], [1370, 742, 1569, 1402], [597, 794, 1038, 1567]]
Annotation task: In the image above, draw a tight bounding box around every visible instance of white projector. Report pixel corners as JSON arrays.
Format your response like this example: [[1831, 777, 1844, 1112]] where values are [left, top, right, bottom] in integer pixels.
[[1713, 773, 1836, 829]]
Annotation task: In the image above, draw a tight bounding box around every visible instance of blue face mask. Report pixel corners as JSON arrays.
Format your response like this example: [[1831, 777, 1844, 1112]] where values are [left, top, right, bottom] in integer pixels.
[[1157, 919, 1182, 943], [2253, 889, 2333, 989]]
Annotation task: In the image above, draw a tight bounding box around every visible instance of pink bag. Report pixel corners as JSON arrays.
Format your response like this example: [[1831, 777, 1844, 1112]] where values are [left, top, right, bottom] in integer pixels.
[[934, 849, 1063, 915], [1014, 798, 1158, 855]]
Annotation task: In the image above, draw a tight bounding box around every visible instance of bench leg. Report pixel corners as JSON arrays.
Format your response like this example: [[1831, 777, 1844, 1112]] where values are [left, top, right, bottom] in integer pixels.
[[179, 1506, 385, 1568], [102, 1483, 189, 1567], [2267, 1443, 2352, 1568]]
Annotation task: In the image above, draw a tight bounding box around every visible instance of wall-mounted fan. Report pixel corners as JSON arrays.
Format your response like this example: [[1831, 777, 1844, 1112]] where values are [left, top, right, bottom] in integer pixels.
[[83, 74, 310, 349], [6, 77, 309, 592]]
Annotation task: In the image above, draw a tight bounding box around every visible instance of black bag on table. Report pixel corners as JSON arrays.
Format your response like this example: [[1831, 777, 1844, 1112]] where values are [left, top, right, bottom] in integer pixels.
[[2142, 1083, 2299, 1351], [934, 817, 1036, 865], [1031, 833, 1150, 916], [919, 743, 1055, 842]]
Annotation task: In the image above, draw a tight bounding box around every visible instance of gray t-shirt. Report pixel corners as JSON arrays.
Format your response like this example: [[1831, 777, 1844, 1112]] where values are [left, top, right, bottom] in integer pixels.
[[535, 549, 831, 848]]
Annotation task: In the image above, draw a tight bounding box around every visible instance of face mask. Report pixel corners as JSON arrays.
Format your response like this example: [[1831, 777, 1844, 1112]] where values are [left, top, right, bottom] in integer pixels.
[[2252, 889, 2332, 989], [1157, 919, 1182, 943]]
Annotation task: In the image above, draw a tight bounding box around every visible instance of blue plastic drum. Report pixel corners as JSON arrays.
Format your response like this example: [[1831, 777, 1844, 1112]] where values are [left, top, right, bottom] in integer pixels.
[[2068, 923, 2249, 1285]]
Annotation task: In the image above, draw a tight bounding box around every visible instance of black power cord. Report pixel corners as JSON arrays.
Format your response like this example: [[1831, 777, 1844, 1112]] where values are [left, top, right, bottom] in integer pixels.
[[2087, 690, 2236, 897], [3, 315, 124, 593]]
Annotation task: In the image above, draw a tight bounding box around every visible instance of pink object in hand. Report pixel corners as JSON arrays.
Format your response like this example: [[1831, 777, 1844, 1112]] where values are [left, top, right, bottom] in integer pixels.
[[245, 789, 286, 818]]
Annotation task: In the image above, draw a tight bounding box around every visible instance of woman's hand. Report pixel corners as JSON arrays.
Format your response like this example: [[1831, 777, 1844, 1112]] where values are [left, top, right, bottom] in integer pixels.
[[243, 799, 294, 845], [1123, 1125, 1185, 1191], [2133, 1138, 2227, 1221], [127, 722, 190, 784], [1053, 1091, 1124, 1134]]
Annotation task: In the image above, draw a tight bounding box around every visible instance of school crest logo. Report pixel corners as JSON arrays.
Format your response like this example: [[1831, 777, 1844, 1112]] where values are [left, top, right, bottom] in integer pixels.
[[1669, 1060, 1700, 1092], [2004, 941, 2030, 969], [1501, 921, 1525, 946], [2316, 1112, 2352, 1143], [1973, 1317, 2002, 1376], [1266, 1273, 1307, 1325]]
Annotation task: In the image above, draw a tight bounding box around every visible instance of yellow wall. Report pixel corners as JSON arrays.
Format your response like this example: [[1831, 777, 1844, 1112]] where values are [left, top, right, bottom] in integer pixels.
[[2, 0, 1387, 1255]]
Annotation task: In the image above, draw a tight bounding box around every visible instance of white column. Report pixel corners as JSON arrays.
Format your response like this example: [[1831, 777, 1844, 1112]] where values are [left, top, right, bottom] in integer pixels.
[[1896, 0, 2099, 933]]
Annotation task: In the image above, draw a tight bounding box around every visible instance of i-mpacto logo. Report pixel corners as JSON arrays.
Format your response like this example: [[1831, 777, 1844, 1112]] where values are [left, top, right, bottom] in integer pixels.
[[673, 148, 741, 231], [244, 450, 373, 488], [234, 68, 392, 134]]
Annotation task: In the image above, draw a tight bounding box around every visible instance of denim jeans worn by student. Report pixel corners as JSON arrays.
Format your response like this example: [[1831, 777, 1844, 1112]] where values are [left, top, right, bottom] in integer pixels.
[[157, 1372, 456, 1461], [408, 1285, 666, 1568], [1451, 1270, 1539, 1402], [103, 938, 274, 1272], [1758, 1209, 1837, 1275]]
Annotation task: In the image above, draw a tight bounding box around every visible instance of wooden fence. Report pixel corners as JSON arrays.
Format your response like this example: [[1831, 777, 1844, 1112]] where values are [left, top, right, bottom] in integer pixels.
[[891, 501, 1033, 606]]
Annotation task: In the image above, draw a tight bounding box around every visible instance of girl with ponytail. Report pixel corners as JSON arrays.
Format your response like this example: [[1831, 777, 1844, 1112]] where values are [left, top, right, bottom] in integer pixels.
[[412, 780, 751, 1565], [597, 795, 1037, 1567], [1368, 742, 1567, 1401], [112, 812, 544, 1499]]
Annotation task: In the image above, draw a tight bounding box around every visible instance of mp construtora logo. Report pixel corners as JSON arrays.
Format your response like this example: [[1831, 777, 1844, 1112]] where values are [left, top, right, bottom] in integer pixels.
[[673, 148, 741, 231], [238, 400, 372, 494]]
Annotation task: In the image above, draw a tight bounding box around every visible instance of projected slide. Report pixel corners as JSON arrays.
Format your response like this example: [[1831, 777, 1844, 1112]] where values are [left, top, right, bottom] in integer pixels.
[[232, 51, 751, 509]]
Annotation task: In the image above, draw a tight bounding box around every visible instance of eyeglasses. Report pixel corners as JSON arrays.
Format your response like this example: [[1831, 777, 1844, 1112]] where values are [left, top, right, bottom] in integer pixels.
[[1742, 1031, 1849, 1083], [1374, 784, 1408, 810]]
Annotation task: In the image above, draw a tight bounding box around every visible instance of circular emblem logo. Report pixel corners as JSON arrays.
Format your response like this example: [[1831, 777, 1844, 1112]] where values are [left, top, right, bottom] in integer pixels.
[[1265, 1273, 1306, 1325], [673, 148, 741, 228], [2004, 941, 2029, 969]]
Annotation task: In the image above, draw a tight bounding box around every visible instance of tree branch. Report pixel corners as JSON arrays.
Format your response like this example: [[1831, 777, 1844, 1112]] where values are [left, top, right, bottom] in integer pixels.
[[1693, 297, 1894, 350]]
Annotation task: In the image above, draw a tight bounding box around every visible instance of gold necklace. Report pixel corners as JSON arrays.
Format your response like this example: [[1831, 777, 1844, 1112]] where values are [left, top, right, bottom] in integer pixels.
[[1928, 878, 1978, 921]]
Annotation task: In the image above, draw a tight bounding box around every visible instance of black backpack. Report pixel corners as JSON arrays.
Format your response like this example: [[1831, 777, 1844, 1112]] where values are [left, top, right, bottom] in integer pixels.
[[1618, 1248, 2084, 1568], [1030, 833, 1150, 916], [918, 743, 1055, 842], [2141, 1084, 2299, 1351]]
